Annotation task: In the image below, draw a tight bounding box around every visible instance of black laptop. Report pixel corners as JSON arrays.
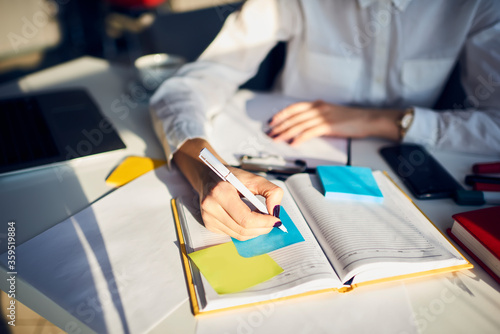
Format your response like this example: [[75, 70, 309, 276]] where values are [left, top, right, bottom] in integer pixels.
[[0, 89, 126, 175]]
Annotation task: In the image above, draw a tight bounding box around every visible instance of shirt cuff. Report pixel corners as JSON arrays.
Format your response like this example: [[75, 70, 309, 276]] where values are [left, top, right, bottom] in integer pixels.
[[150, 107, 207, 167], [403, 106, 439, 147]]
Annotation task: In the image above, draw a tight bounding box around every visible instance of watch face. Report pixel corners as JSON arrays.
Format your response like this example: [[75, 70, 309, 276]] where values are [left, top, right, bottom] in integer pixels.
[[401, 113, 413, 129]]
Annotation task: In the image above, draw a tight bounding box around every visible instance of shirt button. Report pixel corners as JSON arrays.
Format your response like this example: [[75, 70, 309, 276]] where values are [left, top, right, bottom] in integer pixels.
[[379, 15, 389, 25]]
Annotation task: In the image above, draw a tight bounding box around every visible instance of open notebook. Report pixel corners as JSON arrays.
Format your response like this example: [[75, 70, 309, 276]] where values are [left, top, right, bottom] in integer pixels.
[[173, 171, 472, 315]]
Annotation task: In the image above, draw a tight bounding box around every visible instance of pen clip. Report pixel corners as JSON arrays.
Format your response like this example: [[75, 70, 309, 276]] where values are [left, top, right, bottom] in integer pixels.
[[199, 148, 230, 181]]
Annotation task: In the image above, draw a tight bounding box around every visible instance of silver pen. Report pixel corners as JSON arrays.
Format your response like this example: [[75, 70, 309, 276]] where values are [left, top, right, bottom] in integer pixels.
[[199, 148, 287, 233]]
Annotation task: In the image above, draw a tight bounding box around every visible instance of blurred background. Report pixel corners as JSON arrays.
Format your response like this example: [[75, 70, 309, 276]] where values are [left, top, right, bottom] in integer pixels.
[[0, 0, 286, 91], [0, 0, 464, 106]]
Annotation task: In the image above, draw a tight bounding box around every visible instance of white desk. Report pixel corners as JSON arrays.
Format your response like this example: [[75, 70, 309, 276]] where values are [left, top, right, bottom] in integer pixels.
[[0, 57, 499, 334], [0, 57, 194, 333]]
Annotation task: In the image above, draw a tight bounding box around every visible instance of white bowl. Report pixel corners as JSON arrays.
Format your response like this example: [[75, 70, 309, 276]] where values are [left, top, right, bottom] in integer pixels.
[[134, 53, 186, 91]]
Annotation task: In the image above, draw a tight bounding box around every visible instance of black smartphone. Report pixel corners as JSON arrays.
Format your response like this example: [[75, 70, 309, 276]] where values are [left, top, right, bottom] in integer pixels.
[[379, 144, 462, 199]]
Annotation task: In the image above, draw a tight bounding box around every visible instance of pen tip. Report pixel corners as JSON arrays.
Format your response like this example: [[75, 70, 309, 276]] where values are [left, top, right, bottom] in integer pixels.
[[274, 221, 287, 233]]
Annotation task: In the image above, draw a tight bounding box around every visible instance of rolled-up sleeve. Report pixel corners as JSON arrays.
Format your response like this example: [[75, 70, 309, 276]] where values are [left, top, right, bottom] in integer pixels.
[[149, 0, 300, 163]]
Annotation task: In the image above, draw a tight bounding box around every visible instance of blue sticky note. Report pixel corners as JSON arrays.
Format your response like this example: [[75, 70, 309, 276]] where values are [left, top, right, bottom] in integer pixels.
[[316, 165, 384, 203], [232, 206, 304, 258]]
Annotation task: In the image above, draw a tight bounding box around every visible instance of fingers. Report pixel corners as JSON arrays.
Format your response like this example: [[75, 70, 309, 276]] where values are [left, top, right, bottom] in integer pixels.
[[200, 170, 283, 241], [272, 117, 326, 143], [249, 176, 284, 215], [202, 201, 274, 241], [289, 124, 331, 146], [268, 101, 316, 127], [268, 107, 318, 135], [267, 100, 329, 143], [232, 168, 284, 214]]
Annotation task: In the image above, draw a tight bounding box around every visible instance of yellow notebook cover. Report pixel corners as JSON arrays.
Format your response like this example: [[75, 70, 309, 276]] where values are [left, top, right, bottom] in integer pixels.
[[172, 172, 472, 316]]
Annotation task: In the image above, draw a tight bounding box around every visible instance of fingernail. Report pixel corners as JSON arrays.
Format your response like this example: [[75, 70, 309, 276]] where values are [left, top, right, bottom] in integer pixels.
[[273, 221, 282, 228], [273, 205, 280, 218], [265, 129, 272, 136], [287, 138, 294, 144], [271, 133, 279, 139], [267, 117, 273, 124]]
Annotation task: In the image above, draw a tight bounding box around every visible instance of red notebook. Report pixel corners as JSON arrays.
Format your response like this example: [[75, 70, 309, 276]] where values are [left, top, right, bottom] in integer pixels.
[[447, 206, 500, 284]]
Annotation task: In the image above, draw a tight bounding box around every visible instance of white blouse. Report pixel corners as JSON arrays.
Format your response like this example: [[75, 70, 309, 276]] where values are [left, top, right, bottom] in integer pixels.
[[150, 0, 500, 161]]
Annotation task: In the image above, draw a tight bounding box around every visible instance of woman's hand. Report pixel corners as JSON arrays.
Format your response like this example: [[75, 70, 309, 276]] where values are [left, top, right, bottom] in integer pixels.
[[266, 100, 402, 145], [199, 166, 283, 240], [173, 139, 283, 241]]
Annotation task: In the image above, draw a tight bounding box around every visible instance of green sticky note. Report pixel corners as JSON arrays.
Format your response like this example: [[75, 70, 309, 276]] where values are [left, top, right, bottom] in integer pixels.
[[188, 242, 283, 294]]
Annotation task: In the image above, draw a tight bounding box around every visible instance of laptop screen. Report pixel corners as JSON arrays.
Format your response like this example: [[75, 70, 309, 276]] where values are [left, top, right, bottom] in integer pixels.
[[0, 89, 126, 175]]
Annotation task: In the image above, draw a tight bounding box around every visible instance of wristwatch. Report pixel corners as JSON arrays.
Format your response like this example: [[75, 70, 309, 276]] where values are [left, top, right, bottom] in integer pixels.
[[398, 107, 414, 140]]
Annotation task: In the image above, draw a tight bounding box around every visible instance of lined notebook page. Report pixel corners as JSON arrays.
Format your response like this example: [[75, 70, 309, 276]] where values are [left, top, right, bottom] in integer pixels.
[[177, 184, 342, 312], [286, 172, 465, 284]]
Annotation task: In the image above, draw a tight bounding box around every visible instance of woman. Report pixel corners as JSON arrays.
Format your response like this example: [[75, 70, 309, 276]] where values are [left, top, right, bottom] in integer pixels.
[[150, 0, 500, 240]]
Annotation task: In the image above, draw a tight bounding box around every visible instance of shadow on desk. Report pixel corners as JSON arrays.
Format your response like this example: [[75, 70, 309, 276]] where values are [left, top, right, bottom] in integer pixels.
[[0, 162, 199, 333], [2, 199, 131, 333], [0, 57, 166, 246], [0, 78, 129, 332], [0, 57, 195, 333]]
